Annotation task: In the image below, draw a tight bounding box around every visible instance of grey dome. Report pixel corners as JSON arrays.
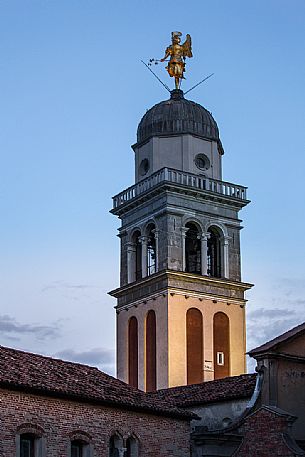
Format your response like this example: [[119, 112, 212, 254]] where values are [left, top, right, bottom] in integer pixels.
[[137, 89, 220, 146]]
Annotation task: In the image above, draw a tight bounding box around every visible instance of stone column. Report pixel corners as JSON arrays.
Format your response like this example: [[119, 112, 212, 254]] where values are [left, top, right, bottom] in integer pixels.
[[181, 227, 188, 271], [140, 236, 148, 278], [127, 242, 136, 283], [223, 236, 230, 278], [201, 233, 209, 276]]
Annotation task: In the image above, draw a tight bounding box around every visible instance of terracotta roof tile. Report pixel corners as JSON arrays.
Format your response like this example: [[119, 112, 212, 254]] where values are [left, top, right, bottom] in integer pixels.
[[0, 345, 194, 420], [248, 321, 305, 356], [146, 374, 256, 407]]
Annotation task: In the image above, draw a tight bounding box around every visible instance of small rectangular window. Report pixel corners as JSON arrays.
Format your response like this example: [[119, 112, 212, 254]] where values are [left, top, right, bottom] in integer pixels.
[[217, 351, 224, 366]]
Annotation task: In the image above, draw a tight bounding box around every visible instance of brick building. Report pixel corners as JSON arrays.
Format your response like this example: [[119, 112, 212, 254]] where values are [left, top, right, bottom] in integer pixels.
[[0, 345, 193, 456]]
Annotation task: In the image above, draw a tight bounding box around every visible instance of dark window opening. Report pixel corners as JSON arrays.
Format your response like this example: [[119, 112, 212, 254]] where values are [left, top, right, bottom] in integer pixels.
[[132, 231, 142, 281], [125, 437, 138, 457], [20, 434, 36, 457], [185, 223, 201, 274], [71, 440, 85, 457], [147, 226, 156, 276], [109, 435, 121, 457], [207, 227, 222, 278]]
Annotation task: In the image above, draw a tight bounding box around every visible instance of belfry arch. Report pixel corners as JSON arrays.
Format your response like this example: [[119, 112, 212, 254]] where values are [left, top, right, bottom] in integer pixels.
[[185, 222, 202, 274], [207, 226, 223, 278]]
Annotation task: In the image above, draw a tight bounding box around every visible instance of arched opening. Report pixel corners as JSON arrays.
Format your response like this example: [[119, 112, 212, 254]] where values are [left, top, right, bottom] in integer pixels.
[[146, 310, 156, 391], [109, 433, 123, 457], [146, 224, 156, 276], [128, 317, 138, 388], [71, 439, 88, 457], [186, 308, 203, 385], [213, 312, 230, 379], [20, 433, 36, 457], [207, 226, 222, 278], [126, 436, 139, 457], [131, 230, 142, 281], [185, 222, 201, 274]]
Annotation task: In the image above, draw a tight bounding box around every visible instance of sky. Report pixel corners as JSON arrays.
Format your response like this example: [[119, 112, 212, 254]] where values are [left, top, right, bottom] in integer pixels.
[[0, 0, 305, 376]]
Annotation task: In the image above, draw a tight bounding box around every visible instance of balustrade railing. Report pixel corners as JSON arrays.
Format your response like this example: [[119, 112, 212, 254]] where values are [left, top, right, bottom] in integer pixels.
[[112, 167, 247, 209]]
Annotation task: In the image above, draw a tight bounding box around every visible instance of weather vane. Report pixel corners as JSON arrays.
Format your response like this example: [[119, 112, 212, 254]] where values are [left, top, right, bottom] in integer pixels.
[[142, 32, 214, 95], [148, 31, 192, 90]]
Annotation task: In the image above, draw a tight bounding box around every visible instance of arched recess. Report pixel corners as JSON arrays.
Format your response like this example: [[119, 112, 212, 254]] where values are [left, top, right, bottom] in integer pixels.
[[109, 432, 123, 457], [186, 308, 203, 385], [145, 310, 156, 391], [213, 312, 230, 379], [128, 317, 138, 388], [126, 435, 139, 457], [207, 226, 223, 278], [185, 222, 201, 274], [131, 230, 142, 281], [146, 223, 156, 276]]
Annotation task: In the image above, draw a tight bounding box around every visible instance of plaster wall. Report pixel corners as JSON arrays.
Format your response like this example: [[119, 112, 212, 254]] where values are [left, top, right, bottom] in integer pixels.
[[134, 135, 222, 182], [277, 357, 305, 440], [167, 294, 246, 387], [189, 399, 249, 430], [116, 294, 169, 391]]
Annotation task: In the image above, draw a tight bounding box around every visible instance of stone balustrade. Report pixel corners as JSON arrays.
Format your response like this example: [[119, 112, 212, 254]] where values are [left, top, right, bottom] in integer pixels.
[[112, 167, 247, 209]]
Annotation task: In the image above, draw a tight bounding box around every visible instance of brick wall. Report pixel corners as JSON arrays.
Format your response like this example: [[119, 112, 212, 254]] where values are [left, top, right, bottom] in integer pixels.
[[233, 407, 301, 457], [0, 388, 190, 457]]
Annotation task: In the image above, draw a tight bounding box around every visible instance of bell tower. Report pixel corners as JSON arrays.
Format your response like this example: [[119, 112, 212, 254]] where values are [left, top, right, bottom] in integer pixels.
[[110, 88, 252, 391]]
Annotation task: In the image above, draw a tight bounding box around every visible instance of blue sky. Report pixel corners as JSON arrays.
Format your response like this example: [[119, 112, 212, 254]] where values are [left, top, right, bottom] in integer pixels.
[[0, 0, 305, 375]]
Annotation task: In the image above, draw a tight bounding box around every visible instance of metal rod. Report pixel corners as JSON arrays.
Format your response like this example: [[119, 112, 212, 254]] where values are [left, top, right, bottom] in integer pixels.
[[184, 73, 215, 95], [141, 60, 171, 93]]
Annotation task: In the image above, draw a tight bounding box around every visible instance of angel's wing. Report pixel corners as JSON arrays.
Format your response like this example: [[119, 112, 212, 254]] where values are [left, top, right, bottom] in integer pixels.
[[182, 34, 193, 58]]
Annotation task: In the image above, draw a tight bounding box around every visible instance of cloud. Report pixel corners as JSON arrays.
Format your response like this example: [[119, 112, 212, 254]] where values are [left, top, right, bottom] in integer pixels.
[[0, 315, 61, 340], [41, 280, 103, 304], [41, 281, 100, 293], [54, 347, 115, 371], [248, 308, 293, 319]]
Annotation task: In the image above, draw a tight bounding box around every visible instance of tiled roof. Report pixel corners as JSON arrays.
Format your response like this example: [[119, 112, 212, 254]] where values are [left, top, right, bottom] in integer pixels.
[[147, 374, 256, 408], [0, 345, 194, 420], [248, 321, 305, 356]]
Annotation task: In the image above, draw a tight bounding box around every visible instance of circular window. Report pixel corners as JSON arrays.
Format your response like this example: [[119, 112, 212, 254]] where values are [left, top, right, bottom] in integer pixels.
[[194, 154, 210, 171], [139, 158, 150, 176]]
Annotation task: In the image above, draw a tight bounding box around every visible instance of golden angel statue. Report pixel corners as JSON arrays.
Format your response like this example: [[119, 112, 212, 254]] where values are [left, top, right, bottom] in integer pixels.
[[161, 31, 193, 89]]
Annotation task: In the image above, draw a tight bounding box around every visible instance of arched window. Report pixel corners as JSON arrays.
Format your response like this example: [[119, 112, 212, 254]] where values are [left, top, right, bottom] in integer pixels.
[[126, 436, 139, 457], [109, 433, 123, 457], [185, 223, 201, 274], [146, 310, 156, 391], [186, 308, 203, 385], [213, 312, 230, 379], [146, 224, 156, 276], [71, 439, 89, 457], [20, 433, 36, 457], [131, 230, 142, 281], [128, 317, 138, 388], [207, 226, 222, 278]]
